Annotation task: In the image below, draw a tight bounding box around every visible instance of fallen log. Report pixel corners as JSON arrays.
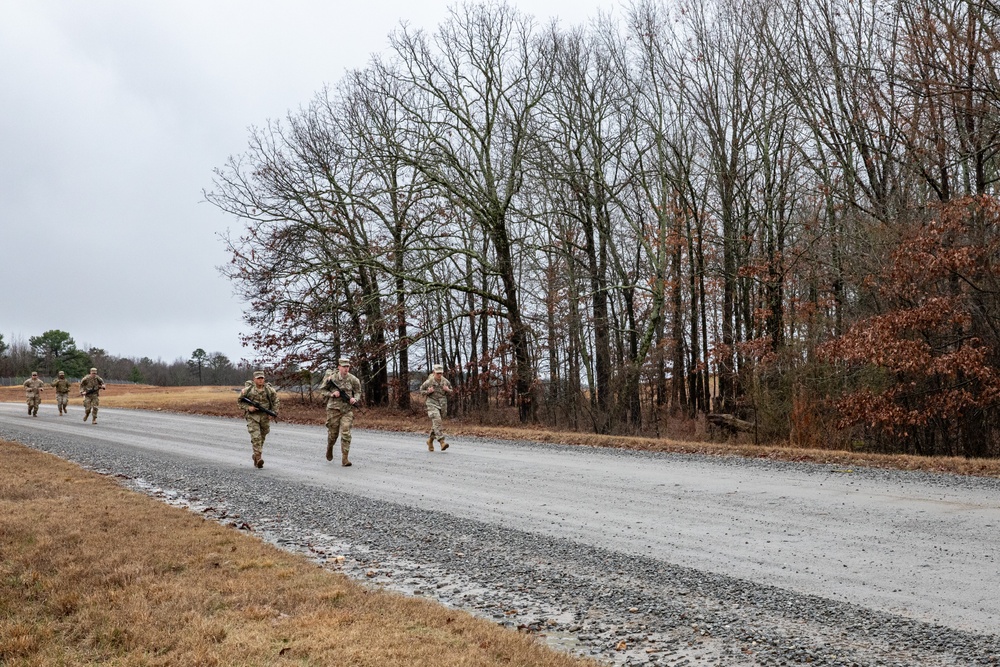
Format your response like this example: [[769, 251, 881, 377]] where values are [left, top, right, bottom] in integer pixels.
[[706, 412, 754, 434]]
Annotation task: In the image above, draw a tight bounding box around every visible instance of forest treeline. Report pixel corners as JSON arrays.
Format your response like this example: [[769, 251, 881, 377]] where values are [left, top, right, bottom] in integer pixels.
[[0, 332, 251, 387], [208, 0, 1000, 457]]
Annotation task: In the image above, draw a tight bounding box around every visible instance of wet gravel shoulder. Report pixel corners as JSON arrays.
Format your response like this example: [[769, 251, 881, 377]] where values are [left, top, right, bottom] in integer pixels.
[[3, 422, 999, 667]]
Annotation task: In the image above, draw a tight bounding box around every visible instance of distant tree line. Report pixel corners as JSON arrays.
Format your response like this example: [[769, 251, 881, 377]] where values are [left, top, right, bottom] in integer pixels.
[[0, 331, 251, 386], [208, 0, 1000, 456]]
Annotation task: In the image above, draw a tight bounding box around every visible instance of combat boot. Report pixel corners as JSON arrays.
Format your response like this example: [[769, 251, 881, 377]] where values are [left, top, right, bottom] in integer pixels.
[[341, 452, 352, 467], [83, 411, 90, 422], [427, 435, 435, 451], [252, 453, 261, 468], [326, 442, 334, 461], [440, 438, 448, 451]]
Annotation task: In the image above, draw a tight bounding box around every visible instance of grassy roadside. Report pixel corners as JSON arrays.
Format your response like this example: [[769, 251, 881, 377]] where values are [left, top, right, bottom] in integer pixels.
[[3, 383, 999, 478], [0, 439, 596, 667]]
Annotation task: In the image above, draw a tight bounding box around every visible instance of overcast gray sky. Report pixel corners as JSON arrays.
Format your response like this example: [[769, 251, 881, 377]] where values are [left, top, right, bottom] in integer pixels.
[[1, 0, 607, 365]]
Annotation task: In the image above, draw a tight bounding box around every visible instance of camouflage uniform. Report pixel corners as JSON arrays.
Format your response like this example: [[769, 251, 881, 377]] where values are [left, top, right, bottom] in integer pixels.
[[79, 370, 106, 423], [320, 360, 362, 466], [51, 373, 71, 415], [238, 374, 279, 468], [420, 367, 453, 451], [23, 375, 44, 417]]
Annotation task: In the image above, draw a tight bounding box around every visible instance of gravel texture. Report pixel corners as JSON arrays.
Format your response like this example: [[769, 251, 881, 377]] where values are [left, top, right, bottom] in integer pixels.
[[2, 417, 999, 667]]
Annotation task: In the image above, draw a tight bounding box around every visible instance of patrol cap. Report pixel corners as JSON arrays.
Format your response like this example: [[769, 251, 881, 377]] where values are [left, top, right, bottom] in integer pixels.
[[338, 357, 351, 366], [58, 371, 65, 376], [89, 368, 98, 373], [253, 369, 265, 378], [433, 364, 444, 373], [31, 371, 38, 376]]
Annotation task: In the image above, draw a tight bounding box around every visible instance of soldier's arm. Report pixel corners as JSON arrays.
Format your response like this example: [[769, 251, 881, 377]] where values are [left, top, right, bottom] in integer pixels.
[[237, 386, 251, 411]]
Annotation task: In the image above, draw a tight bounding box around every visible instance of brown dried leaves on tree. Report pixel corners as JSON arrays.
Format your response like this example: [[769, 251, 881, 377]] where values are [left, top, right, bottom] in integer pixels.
[[820, 197, 1000, 448]]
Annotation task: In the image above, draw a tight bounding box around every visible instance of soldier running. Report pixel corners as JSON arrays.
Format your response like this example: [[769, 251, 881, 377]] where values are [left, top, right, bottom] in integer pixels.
[[320, 357, 362, 467], [238, 369, 280, 469], [23, 371, 45, 417], [51, 370, 71, 415], [79, 367, 106, 424], [420, 364, 453, 451]]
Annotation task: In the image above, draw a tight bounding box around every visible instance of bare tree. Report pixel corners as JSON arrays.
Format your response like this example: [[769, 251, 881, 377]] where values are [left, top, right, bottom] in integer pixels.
[[377, 1, 552, 421]]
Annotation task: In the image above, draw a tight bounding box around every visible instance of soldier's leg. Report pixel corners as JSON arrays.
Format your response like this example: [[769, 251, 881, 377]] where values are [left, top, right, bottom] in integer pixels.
[[426, 407, 440, 450], [431, 407, 448, 449], [27, 398, 31, 415], [340, 411, 354, 466], [83, 396, 92, 421], [325, 409, 341, 461], [247, 419, 264, 467], [433, 409, 444, 439], [91, 397, 99, 423], [259, 418, 270, 466]]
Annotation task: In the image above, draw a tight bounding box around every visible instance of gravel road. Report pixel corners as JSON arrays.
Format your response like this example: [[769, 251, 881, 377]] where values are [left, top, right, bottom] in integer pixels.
[[2, 403, 999, 666]]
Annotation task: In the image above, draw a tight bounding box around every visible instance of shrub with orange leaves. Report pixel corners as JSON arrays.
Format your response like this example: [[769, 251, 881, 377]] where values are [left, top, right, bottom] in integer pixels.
[[820, 196, 1000, 457]]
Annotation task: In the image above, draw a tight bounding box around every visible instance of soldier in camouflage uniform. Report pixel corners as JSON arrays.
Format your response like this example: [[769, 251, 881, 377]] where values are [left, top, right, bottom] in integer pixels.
[[23, 372, 45, 417], [320, 357, 362, 467], [238, 369, 279, 469], [79, 368, 106, 424], [51, 371, 71, 415], [420, 363, 453, 451]]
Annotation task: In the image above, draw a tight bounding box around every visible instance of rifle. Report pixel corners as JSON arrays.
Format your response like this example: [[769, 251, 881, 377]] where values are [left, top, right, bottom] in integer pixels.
[[239, 395, 278, 418], [322, 377, 355, 405]]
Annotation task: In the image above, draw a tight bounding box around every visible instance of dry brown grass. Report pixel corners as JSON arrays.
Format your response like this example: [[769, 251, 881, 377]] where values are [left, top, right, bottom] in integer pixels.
[[3, 383, 999, 477], [0, 439, 597, 667]]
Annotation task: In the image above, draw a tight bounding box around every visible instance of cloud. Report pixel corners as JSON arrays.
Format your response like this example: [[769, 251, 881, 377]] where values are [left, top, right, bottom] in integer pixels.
[[0, 0, 600, 364]]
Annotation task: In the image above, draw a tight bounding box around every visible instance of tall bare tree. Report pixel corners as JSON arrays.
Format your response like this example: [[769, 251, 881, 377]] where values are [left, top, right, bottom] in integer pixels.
[[378, 1, 552, 420]]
